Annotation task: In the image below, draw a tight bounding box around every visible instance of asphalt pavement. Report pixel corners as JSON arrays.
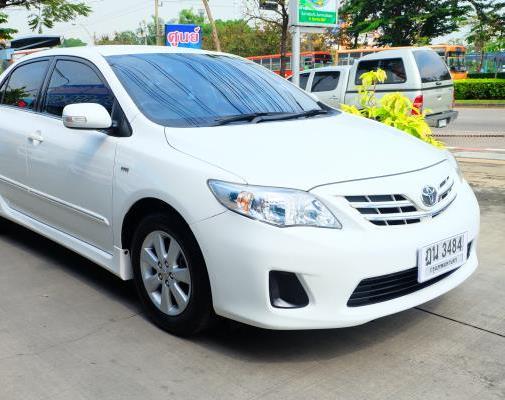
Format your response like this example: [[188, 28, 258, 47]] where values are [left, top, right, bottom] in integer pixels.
[[0, 161, 504, 400], [433, 107, 505, 151]]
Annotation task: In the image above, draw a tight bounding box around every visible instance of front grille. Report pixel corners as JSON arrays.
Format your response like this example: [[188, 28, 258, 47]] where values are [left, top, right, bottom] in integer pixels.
[[345, 176, 456, 226], [347, 241, 472, 307], [347, 267, 459, 307], [345, 194, 421, 226]]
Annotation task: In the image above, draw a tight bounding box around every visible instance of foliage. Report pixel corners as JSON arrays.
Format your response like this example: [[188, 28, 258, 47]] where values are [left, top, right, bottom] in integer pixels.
[[244, 0, 290, 76], [0, 0, 91, 34], [454, 79, 505, 100], [465, 0, 505, 72], [339, 0, 470, 47], [61, 37, 86, 47], [0, 11, 16, 40], [341, 69, 444, 148], [97, 9, 283, 58], [468, 73, 505, 79], [97, 30, 141, 46]]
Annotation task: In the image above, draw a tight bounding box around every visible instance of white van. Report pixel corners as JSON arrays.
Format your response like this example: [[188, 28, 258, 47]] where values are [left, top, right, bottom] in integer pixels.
[[292, 48, 458, 128]]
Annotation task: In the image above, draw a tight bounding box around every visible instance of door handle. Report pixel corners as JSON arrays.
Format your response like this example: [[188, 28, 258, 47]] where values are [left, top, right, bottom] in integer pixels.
[[28, 131, 44, 144]]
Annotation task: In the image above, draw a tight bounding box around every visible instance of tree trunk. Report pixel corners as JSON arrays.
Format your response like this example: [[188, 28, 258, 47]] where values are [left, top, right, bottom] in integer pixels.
[[478, 47, 485, 72], [280, 18, 288, 77], [202, 0, 221, 52]]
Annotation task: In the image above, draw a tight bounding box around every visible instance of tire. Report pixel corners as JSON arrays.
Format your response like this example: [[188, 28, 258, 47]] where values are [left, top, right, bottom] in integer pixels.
[[131, 213, 213, 336]]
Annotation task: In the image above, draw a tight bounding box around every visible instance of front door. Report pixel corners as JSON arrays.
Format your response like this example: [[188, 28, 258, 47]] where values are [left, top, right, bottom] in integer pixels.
[[25, 58, 117, 253]]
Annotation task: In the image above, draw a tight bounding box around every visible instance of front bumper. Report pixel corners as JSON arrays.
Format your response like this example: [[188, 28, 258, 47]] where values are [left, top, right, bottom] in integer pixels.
[[426, 110, 459, 128], [191, 166, 480, 330]]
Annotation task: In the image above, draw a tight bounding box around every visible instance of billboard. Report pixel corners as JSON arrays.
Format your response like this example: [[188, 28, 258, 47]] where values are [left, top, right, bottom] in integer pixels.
[[290, 0, 339, 28], [165, 24, 202, 49]]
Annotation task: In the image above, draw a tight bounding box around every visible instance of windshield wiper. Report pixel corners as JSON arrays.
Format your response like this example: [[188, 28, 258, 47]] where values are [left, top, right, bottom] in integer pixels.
[[214, 109, 329, 126], [214, 112, 289, 126]]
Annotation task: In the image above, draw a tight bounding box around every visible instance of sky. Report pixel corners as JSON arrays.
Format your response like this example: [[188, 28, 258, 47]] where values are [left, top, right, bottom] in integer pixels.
[[4, 0, 244, 43]]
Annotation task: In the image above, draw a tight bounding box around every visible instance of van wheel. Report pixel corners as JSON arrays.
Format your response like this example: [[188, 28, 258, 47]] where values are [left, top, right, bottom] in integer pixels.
[[131, 213, 213, 336]]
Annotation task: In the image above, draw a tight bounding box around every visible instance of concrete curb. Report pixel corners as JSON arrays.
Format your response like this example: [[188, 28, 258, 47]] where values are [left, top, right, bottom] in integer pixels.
[[455, 103, 505, 108]]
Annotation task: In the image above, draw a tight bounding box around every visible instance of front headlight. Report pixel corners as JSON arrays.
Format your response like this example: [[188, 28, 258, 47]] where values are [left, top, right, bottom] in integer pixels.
[[445, 151, 464, 182], [208, 180, 342, 229]]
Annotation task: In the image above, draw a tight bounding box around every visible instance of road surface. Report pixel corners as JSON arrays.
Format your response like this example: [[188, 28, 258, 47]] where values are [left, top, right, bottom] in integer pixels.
[[433, 107, 505, 150], [0, 161, 504, 400]]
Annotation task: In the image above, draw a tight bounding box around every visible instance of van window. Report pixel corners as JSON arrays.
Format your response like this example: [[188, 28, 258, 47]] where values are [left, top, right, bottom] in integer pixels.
[[311, 71, 340, 92], [414, 50, 451, 83], [43, 60, 114, 117], [356, 58, 406, 84], [1, 60, 49, 110]]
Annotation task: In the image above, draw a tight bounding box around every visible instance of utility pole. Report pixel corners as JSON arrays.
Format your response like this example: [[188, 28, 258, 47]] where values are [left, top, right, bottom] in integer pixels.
[[154, 0, 161, 46], [202, 0, 221, 52]]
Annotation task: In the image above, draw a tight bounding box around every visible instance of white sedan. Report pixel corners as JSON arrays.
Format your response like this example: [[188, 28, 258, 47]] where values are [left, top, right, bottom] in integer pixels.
[[0, 46, 479, 336]]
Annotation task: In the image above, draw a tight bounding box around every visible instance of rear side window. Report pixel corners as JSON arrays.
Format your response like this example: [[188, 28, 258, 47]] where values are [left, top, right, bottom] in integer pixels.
[[1, 60, 49, 110], [299, 73, 310, 90], [311, 71, 340, 92], [414, 51, 451, 83], [356, 58, 406, 84], [44, 60, 114, 117], [288, 73, 309, 90]]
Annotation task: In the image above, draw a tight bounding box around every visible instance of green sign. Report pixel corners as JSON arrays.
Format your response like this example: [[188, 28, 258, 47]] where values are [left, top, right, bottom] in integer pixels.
[[298, 0, 338, 27]]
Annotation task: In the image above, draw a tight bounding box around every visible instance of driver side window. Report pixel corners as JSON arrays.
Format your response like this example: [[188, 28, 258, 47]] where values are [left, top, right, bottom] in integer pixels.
[[43, 60, 114, 117]]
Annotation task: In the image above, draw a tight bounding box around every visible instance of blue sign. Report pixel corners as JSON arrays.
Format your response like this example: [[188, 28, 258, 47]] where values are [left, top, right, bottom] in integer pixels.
[[165, 24, 202, 49], [0, 48, 14, 61]]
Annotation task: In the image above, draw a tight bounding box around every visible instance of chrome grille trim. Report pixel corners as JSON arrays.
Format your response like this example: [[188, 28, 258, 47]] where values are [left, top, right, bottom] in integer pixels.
[[344, 177, 457, 226]]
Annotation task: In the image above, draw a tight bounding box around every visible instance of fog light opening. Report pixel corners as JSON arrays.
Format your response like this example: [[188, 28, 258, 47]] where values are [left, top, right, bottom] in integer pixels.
[[269, 271, 309, 309]]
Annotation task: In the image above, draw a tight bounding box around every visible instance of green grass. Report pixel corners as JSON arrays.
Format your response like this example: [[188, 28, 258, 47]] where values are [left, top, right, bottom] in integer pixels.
[[455, 99, 505, 105]]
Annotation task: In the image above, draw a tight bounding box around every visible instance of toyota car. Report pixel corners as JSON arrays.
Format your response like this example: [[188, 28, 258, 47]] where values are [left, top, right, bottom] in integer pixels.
[[0, 46, 479, 336]]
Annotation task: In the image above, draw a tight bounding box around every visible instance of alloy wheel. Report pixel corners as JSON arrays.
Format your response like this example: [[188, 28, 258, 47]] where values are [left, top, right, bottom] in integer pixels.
[[140, 231, 192, 316]]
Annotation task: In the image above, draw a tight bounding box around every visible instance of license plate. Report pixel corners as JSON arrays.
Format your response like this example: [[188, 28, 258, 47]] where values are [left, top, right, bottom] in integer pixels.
[[417, 233, 467, 283], [438, 119, 448, 128]]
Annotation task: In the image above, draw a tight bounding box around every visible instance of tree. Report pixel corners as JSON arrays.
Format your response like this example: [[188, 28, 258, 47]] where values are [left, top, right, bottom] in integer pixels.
[[0, 1, 91, 36], [61, 37, 86, 47], [0, 11, 16, 41], [340, 0, 471, 47], [244, 0, 290, 77], [175, 9, 281, 57], [97, 30, 140, 46], [465, 0, 505, 72]]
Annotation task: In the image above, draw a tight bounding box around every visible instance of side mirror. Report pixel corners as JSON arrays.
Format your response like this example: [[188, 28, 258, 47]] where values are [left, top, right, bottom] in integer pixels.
[[62, 103, 112, 130]]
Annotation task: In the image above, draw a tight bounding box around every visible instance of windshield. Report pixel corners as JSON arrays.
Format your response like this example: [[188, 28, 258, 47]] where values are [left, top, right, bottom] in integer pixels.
[[107, 53, 327, 128], [446, 51, 467, 72]]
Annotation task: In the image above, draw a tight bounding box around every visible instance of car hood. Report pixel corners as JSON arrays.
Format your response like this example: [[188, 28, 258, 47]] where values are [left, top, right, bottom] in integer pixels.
[[164, 112, 446, 190]]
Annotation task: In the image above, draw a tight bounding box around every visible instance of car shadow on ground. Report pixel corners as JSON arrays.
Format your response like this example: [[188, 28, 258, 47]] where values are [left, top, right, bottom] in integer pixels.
[[0, 216, 429, 363]]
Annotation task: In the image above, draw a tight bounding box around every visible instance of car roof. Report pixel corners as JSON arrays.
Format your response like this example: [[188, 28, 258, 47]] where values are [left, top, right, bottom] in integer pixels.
[[301, 66, 351, 74], [17, 45, 228, 62]]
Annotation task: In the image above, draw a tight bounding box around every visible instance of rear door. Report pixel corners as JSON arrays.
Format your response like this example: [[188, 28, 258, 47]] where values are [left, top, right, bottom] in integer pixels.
[[309, 70, 342, 108], [413, 50, 453, 115], [0, 59, 50, 215]]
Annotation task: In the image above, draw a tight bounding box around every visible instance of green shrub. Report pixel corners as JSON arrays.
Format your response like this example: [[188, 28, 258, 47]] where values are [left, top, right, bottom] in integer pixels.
[[454, 79, 505, 100], [468, 73, 505, 79], [341, 69, 443, 148]]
